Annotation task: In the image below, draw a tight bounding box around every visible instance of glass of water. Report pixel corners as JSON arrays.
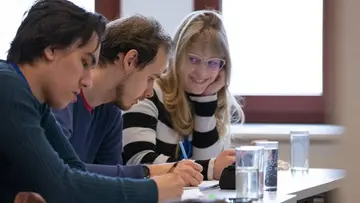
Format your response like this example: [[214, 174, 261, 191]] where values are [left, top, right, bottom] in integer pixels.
[[254, 141, 279, 191], [257, 147, 264, 199], [290, 131, 310, 172], [235, 146, 263, 200]]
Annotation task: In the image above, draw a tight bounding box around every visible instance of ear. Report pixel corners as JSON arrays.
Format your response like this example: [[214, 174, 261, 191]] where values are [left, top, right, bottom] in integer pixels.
[[123, 49, 138, 73], [44, 47, 55, 61]]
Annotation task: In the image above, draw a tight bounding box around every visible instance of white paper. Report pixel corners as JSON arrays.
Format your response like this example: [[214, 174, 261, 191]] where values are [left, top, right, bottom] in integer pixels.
[[184, 181, 219, 190], [181, 188, 206, 200]]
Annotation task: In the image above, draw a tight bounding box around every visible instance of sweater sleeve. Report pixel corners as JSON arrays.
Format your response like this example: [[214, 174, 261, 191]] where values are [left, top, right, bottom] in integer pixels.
[[0, 71, 158, 203], [86, 164, 145, 179], [188, 94, 223, 180]]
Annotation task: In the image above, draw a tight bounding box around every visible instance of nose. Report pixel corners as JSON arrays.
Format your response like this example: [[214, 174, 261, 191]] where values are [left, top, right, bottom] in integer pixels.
[[192, 66, 207, 78], [81, 69, 92, 88]]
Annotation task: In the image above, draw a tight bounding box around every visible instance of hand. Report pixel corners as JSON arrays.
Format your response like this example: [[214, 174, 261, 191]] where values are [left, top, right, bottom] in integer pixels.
[[152, 172, 186, 202], [14, 192, 46, 203], [213, 149, 236, 180], [173, 160, 204, 186], [202, 69, 225, 96], [278, 160, 290, 170]]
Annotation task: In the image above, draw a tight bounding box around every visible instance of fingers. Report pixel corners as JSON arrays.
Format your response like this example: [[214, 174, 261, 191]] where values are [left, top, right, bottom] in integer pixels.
[[172, 171, 186, 187], [184, 172, 202, 186], [181, 160, 203, 172], [278, 160, 290, 170], [175, 165, 203, 186], [219, 69, 226, 80], [226, 155, 236, 165], [184, 168, 202, 186], [223, 149, 236, 156]]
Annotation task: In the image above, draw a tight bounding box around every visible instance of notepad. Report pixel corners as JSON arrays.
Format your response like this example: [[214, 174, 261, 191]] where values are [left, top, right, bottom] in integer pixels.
[[181, 188, 206, 200]]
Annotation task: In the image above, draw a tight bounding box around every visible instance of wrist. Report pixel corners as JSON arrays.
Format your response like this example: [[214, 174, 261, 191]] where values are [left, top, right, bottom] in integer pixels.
[[147, 163, 176, 177], [208, 158, 216, 180], [142, 164, 151, 179]]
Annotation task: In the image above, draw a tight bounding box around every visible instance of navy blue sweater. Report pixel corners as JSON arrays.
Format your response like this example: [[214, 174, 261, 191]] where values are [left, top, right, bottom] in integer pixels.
[[52, 93, 144, 178], [0, 61, 158, 203]]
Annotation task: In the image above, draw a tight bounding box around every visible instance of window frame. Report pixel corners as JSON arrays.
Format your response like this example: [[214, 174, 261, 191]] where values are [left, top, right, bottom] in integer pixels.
[[194, 0, 331, 124], [97, 0, 332, 124], [95, 0, 120, 20]]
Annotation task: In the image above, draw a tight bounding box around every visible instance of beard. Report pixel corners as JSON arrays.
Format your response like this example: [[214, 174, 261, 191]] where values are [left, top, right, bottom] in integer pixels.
[[112, 82, 127, 110]]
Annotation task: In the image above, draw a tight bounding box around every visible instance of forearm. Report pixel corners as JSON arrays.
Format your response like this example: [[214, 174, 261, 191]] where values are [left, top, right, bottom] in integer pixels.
[[86, 164, 145, 179], [7, 134, 158, 203]]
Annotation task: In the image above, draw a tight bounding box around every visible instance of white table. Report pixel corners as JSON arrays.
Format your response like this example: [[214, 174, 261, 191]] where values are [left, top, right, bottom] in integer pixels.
[[182, 168, 344, 202], [182, 188, 296, 203], [276, 168, 344, 200]]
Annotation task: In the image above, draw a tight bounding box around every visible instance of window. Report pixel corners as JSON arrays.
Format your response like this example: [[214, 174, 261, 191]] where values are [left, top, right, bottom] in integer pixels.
[[71, 0, 95, 12], [0, 0, 95, 60], [0, 0, 33, 60], [223, 0, 323, 96], [194, 0, 329, 123]]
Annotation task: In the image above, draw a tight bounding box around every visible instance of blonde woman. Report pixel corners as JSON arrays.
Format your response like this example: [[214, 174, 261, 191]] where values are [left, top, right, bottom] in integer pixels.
[[122, 10, 243, 182]]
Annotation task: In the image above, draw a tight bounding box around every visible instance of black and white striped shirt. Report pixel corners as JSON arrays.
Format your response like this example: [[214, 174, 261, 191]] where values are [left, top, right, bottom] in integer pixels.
[[122, 83, 223, 180]]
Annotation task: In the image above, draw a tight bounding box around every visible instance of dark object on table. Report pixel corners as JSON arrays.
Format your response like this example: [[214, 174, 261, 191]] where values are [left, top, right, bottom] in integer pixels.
[[219, 164, 235, 190]]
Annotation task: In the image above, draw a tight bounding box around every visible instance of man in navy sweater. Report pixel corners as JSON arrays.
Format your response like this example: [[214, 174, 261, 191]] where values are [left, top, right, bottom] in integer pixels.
[[52, 15, 204, 185], [0, 0, 188, 202]]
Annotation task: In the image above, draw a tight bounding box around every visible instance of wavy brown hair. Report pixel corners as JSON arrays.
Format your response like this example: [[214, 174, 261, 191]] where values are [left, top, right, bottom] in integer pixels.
[[158, 10, 244, 138]]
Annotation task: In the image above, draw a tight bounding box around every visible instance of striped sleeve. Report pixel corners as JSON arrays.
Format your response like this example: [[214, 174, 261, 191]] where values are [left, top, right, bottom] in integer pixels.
[[189, 94, 223, 180], [122, 96, 177, 165]]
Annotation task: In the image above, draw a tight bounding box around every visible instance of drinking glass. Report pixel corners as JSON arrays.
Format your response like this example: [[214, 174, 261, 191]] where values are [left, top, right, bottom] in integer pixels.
[[254, 141, 279, 191], [235, 146, 263, 200], [290, 131, 310, 172]]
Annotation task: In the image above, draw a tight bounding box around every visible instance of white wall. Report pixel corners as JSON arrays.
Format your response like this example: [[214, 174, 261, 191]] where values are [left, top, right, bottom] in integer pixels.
[[121, 0, 193, 37], [0, 0, 95, 60]]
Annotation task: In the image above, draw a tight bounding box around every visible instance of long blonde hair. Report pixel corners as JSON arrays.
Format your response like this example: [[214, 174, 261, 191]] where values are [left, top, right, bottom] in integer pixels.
[[158, 10, 244, 138]]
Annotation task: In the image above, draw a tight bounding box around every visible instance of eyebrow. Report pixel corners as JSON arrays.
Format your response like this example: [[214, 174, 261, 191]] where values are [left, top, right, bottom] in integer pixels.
[[86, 53, 97, 66]]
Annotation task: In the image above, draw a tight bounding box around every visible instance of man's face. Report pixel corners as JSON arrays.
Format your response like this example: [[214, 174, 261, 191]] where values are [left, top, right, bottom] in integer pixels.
[[43, 33, 100, 109], [113, 46, 168, 110]]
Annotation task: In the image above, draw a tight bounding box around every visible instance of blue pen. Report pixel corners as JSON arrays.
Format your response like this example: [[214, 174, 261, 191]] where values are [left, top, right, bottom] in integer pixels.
[[179, 141, 188, 159]]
